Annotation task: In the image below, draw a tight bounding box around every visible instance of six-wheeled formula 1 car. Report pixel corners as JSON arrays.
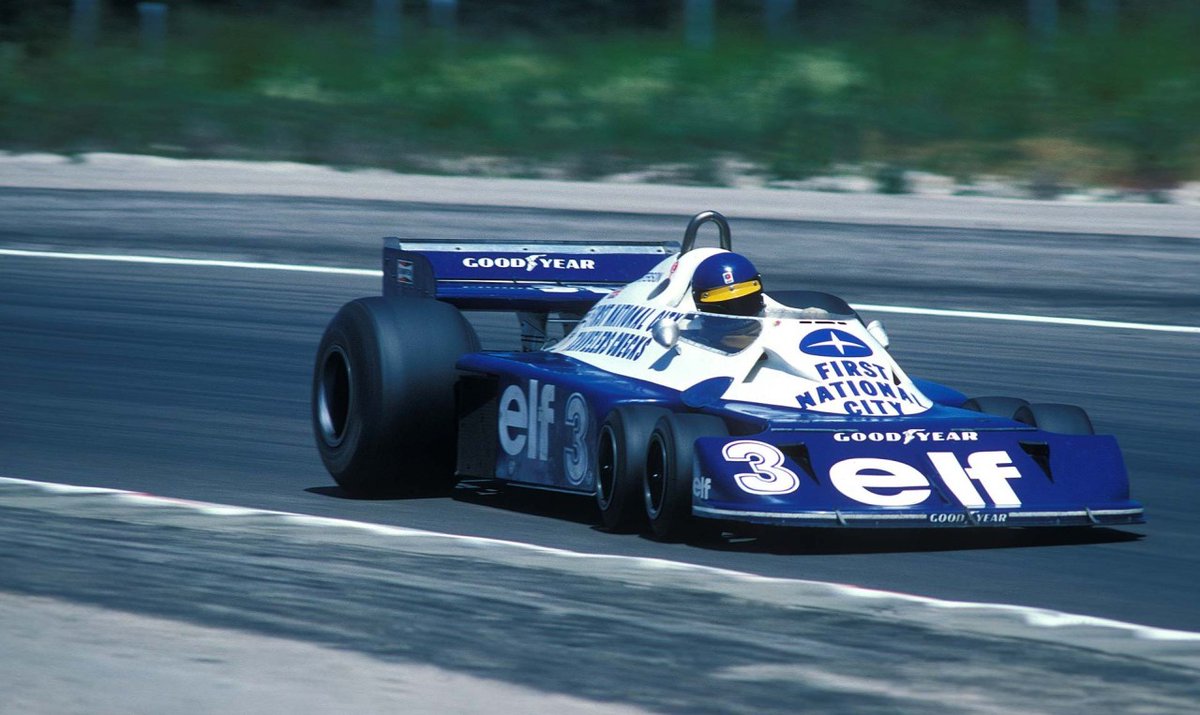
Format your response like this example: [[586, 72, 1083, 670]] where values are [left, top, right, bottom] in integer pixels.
[[312, 211, 1144, 539]]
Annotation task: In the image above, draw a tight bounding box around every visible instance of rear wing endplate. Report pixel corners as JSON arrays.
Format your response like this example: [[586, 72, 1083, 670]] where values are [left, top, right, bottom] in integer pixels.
[[383, 238, 678, 312]]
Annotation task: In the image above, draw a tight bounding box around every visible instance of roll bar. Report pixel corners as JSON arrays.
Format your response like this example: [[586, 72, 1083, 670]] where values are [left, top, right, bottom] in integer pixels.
[[680, 210, 732, 254]]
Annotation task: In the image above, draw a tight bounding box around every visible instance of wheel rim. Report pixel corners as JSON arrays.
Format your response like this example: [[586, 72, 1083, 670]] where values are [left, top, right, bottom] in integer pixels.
[[645, 433, 668, 518], [317, 346, 352, 447], [596, 424, 617, 509]]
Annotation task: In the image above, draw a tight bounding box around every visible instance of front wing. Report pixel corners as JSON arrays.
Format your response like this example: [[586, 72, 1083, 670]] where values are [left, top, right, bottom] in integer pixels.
[[690, 429, 1144, 528]]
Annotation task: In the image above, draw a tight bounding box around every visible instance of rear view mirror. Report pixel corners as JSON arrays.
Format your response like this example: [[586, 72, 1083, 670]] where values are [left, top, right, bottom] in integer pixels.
[[651, 317, 680, 349], [867, 319, 890, 349]]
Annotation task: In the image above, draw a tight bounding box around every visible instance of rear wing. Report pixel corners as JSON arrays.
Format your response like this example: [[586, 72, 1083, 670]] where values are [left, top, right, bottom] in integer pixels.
[[383, 238, 679, 312]]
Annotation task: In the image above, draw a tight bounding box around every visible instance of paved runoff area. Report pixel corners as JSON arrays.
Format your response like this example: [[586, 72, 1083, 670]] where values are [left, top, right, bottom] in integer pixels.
[[3, 151, 1200, 238]]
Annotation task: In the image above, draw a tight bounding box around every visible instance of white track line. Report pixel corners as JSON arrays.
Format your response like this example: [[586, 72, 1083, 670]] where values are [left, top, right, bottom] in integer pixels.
[[0, 247, 380, 277], [3, 247, 1198, 334], [852, 303, 1200, 334], [3, 475, 1197, 645]]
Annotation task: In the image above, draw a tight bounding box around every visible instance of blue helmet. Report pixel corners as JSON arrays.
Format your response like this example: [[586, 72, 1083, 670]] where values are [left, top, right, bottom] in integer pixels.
[[692, 252, 763, 316]]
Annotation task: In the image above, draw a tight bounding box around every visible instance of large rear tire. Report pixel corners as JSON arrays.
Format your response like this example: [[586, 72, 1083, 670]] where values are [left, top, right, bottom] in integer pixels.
[[643, 412, 728, 542], [595, 405, 668, 533], [312, 296, 479, 496]]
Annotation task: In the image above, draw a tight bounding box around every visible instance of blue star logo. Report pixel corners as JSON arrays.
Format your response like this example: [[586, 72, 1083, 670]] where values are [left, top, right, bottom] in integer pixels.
[[799, 329, 873, 358]]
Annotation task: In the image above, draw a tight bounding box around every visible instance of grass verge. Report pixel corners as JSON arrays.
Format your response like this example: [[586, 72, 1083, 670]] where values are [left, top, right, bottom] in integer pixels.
[[1, 8, 1198, 190]]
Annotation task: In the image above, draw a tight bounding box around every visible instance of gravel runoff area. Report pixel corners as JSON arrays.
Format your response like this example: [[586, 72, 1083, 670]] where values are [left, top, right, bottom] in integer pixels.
[[2, 152, 1200, 239], [0, 593, 648, 715]]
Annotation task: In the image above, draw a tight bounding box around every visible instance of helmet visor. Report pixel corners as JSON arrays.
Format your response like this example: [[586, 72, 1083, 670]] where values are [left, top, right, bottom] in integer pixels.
[[697, 278, 762, 305]]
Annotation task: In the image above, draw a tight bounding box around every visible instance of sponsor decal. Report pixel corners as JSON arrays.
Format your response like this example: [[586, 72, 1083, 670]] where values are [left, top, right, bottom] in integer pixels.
[[829, 451, 1022, 508], [578, 304, 663, 331], [929, 512, 1009, 524], [795, 359, 926, 416], [499, 380, 555, 460], [461, 254, 597, 271], [833, 429, 979, 445], [396, 259, 414, 285], [828, 456, 930, 507], [926, 451, 1021, 508], [795, 381, 922, 416], [563, 393, 589, 485], [799, 329, 873, 358], [692, 475, 712, 501], [722, 268, 735, 285], [724, 446, 1024, 509], [557, 306, 685, 361], [556, 330, 652, 361], [814, 359, 892, 381], [498, 381, 591, 484]]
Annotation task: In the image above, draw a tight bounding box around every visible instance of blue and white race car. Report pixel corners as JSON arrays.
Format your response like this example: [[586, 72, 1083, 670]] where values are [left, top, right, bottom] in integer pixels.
[[311, 211, 1144, 539]]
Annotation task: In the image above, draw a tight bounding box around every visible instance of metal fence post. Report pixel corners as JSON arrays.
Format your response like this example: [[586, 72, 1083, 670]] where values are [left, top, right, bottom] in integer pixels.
[[70, 0, 101, 49], [684, 0, 715, 50], [137, 3, 167, 58], [430, 0, 458, 35], [1027, 0, 1058, 43], [763, 0, 796, 39], [1087, 0, 1118, 36], [374, 0, 402, 55]]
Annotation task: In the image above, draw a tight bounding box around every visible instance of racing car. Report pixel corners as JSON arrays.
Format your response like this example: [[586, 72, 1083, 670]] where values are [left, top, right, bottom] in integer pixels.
[[311, 211, 1144, 540]]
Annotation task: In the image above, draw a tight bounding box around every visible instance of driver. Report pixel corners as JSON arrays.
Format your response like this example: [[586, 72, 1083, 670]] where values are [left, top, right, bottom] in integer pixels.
[[691, 252, 764, 317]]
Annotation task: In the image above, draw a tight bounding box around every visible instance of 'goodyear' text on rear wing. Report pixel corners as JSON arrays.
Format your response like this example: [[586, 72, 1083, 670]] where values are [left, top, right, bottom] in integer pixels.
[[383, 237, 678, 312]]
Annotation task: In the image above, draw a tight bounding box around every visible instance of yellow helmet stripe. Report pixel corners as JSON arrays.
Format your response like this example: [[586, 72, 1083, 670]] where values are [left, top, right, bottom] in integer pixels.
[[699, 278, 761, 303]]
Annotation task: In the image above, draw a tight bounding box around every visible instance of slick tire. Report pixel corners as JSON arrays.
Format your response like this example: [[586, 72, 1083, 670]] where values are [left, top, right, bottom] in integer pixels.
[[312, 296, 479, 497], [1014, 403, 1095, 435], [644, 412, 728, 542], [962, 395, 1030, 419], [596, 405, 668, 533]]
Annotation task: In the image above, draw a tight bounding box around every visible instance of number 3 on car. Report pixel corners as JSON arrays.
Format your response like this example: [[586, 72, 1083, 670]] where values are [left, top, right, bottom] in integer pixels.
[[723, 440, 801, 495]]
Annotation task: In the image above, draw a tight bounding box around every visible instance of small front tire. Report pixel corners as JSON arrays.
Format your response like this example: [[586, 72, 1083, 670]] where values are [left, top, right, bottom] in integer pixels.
[[643, 412, 728, 542], [1014, 403, 1095, 435], [595, 405, 668, 533], [962, 395, 1030, 419]]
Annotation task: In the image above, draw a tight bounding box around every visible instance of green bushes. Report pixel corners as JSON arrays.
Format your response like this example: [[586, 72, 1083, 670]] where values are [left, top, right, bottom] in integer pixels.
[[1, 7, 1197, 187]]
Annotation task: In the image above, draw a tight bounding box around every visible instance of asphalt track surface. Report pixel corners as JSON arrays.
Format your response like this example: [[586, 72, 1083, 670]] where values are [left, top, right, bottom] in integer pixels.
[[2, 187, 1199, 712]]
